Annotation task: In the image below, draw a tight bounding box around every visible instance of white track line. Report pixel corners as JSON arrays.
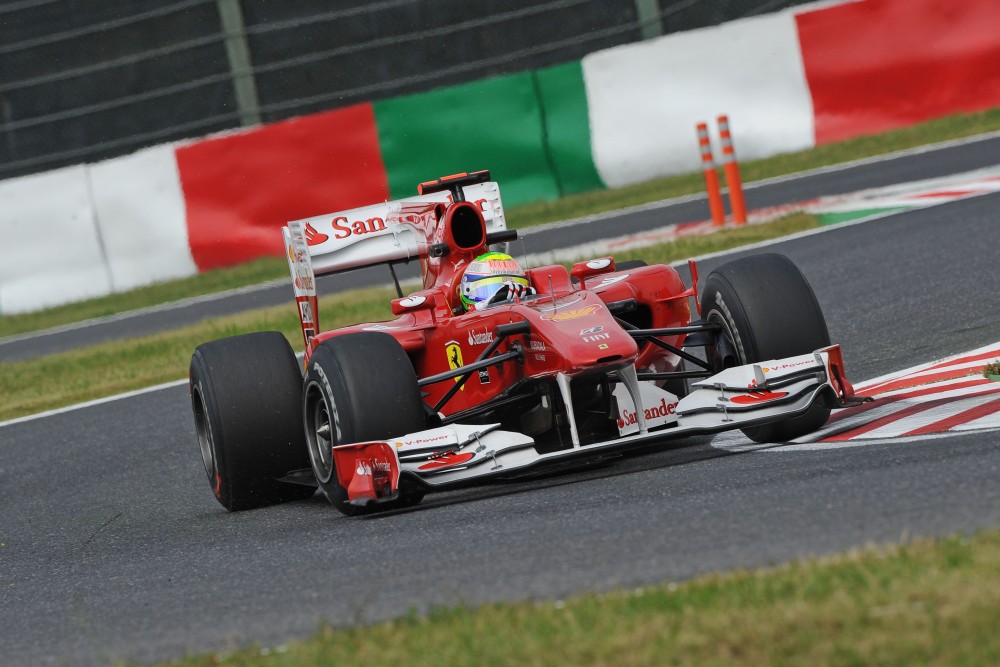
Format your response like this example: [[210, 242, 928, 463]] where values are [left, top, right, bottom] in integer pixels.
[[0, 351, 309, 429], [0, 378, 188, 429]]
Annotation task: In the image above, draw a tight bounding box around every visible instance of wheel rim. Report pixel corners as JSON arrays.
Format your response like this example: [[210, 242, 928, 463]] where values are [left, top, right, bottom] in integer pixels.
[[191, 386, 217, 485], [706, 308, 745, 369], [304, 383, 335, 483]]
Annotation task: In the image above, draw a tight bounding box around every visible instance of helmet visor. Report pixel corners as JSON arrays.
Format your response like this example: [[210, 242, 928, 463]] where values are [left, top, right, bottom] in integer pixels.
[[462, 275, 530, 305]]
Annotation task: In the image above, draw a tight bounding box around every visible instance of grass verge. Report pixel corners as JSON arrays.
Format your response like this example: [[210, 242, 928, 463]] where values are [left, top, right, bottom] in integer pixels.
[[0, 257, 288, 341], [2, 108, 999, 340], [144, 530, 999, 667], [0, 214, 818, 423]]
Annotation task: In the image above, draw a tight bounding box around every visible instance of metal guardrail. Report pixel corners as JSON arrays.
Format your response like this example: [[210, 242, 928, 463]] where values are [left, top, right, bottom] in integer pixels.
[[0, 0, 811, 180]]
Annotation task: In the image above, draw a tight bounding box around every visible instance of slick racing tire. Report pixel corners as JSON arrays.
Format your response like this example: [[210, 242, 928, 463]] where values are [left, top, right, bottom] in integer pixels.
[[303, 333, 427, 516], [190, 332, 314, 511], [701, 253, 832, 443]]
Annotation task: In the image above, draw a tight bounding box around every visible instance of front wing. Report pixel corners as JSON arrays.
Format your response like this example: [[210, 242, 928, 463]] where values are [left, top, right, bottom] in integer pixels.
[[332, 345, 861, 506]]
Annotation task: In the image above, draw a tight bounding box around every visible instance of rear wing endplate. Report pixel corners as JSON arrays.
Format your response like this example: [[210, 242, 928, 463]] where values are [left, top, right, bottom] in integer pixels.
[[282, 177, 507, 351]]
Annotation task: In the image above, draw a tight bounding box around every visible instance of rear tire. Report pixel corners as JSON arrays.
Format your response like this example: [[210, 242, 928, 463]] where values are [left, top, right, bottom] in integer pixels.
[[190, 332, 314, 511], [700, 253, 831, 442], [303, 333, 427, 516]]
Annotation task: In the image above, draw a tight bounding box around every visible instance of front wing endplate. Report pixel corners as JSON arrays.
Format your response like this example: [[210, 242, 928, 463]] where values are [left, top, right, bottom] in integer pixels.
[[337, 346, 860, 493]]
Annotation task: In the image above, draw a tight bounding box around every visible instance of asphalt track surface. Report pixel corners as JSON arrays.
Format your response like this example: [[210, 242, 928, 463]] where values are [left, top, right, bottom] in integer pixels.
[[3, 132, 1000, 362], [3, 162, 1000, 666]]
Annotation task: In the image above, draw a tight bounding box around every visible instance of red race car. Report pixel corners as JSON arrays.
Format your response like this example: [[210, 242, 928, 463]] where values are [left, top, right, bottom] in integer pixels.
[[190, 170, 863, 515]]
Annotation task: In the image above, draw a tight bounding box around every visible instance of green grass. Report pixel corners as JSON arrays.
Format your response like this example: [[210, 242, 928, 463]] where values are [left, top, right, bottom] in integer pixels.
[[0, 285, 397, 422], [0, 214, 818, 423], [0, 257, 288, 340], [139, 530, 999, 667], [2, 108, 999, 341]]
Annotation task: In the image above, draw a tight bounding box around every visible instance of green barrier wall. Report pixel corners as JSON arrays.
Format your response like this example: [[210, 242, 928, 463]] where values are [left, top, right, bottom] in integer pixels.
[[373, 62, 604, 207], [533, 61, 604, 197]]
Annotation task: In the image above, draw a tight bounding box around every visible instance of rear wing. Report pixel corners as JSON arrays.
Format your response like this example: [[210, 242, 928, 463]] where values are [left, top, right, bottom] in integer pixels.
[[282, 175, 508, 350]]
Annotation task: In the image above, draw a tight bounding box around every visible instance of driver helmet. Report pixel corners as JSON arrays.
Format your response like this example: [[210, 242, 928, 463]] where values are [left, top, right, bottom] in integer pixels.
[[460, 252, 529, 311]]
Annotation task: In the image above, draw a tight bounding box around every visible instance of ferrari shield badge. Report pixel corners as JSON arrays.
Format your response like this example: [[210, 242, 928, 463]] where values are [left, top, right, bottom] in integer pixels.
[[446, 341, 464, 390]]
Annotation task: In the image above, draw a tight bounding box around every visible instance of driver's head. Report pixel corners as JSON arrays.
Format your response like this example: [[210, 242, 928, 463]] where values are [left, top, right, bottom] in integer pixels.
[[460, 252, 529, 311]]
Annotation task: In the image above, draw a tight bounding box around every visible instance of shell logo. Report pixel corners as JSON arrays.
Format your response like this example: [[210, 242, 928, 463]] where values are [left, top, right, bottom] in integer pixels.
[[541, 305, 600, 322]]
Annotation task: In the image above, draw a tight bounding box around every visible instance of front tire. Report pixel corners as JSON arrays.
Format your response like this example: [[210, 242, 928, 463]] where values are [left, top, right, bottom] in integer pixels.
[[190, 332, 314, 510], [303, 333, 427, 515], [701, 253, 831, 442]]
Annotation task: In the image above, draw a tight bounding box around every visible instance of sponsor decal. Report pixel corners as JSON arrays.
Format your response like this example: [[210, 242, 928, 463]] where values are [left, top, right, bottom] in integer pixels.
[[488, 259, 520, 273], [395, 210, 437, 227], [298, 301, 314, 324], [355, 459, 392, 476], [478, 368, 491, 384], [468, 257, 522, 274], [762, 359, 814, 373], [293, 275, 315, 291], [395, 434, 451, 448], [594, 274, 629, 288], [582, 332, 611, 343], [418, 451, 475, 471], [468, 327, 494, 346], [330, 215, 387, 240], [534, 354, 546, 362], [617, 397, 678, 429], [729, 379, 788, 405], [730, 391, 788, 405], [580, 326, 604, 336], [529, 340, 547, 352], [446, 341, 464, 390], [598, 343, 610, 350], [541, 305, 600, 322], [399, 295, 426, 308], [304, 222, 328, 246]]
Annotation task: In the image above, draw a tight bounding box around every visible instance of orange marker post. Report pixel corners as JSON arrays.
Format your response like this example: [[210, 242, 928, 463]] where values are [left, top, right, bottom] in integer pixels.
[[696, 122, 725, 226], [717, 114, 747, 224]]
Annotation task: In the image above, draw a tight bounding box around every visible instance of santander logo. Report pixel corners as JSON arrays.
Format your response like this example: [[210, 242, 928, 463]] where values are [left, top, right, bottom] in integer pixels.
[[468, 328, 494, 346], [306, 216, 388, 246], [617, 397, 678, 429], [304, 223, 328, 246]]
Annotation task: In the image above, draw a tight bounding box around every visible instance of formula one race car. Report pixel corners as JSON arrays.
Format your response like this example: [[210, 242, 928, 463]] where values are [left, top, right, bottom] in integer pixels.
[[190, 170, 862, 515]]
